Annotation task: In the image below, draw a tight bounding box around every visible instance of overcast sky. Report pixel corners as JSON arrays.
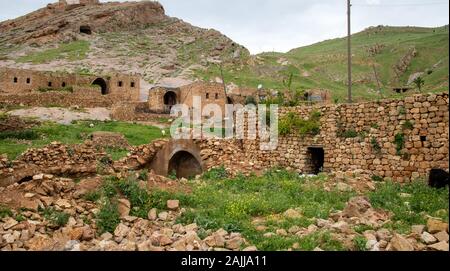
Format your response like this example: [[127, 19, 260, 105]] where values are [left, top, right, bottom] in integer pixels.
[[0, 0, 448, 54]]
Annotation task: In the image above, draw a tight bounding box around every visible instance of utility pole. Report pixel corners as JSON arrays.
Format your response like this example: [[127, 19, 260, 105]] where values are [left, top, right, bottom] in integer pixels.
[[347, 0, 352, 103], [219, 62, 228, 100]]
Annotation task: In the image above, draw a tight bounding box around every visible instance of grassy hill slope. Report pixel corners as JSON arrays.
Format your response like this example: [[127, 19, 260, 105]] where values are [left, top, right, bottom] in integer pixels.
[[196, 25, 449, 102]]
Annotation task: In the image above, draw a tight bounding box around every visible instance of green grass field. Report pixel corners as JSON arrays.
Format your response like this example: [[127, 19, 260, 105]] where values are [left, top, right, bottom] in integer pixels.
[[0, 120, 163, 160], [86, 167, 449, 251], [17, 40, 90, 64]]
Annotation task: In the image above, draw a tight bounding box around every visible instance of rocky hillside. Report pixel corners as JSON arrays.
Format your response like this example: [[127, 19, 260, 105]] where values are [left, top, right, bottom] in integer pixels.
[[0, 0, 249, 94], [197, 26, 449, 102]]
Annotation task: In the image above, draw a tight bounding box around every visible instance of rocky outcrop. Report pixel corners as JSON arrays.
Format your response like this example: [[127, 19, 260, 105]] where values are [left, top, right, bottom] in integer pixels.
[[0, 1, 166, 44]]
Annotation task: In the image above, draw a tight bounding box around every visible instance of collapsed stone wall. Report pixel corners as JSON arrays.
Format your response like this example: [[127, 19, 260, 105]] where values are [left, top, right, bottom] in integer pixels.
[[0, 142, 107, 187], [0, 138, 169, 187]]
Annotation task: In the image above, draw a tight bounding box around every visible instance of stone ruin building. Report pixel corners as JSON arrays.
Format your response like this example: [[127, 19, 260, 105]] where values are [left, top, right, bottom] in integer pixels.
[[148, 82, 262, 114], [0, 67, 140, 102]]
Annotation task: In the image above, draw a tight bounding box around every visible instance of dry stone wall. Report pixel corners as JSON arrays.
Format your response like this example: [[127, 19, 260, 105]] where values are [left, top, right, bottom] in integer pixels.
[[0, 142, 106, 187], [200, 93, 449, 182]]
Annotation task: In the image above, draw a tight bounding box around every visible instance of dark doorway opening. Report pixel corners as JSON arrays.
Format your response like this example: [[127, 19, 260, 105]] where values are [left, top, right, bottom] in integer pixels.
[[168, 151, 202, 179], [307, 147, 324, 175], [227, 97, 234, 104], [164, 91, 177, 111], [92, 78, 108, 95], [80, 25, 92, 35]]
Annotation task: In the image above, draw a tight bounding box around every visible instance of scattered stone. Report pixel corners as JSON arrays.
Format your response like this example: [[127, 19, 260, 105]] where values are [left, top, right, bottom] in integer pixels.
[[427, 241, 449, 251], [243, 246, 257, 251], [158, 211, 169, 221], [283, 209, 301, 219], [411, 225, 425, 235], [167, 200, 179, 210], [376, 229, 392, 241], [427, 218, 448, 234], [225, 237, 243, 250], [288, 226, 301, 234], [117, 199, 131, 218], [69, 227, 84, 241], [316, 218, 332, 228], [55, 199, 71, 209], [336, 182, 353, 192], [276, 229, 288, 236], [331, 221, 349, 233], [389, 234, 414, 251], [114, 223, 130, 238], [147, 208, 157, 220], [3, 218, 18, 230], [421, 232, 437, 244], [434, 231, 449, 243]]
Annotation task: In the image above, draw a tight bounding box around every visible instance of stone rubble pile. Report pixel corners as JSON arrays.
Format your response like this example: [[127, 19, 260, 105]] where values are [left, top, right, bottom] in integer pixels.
[[0, 173, 252, 251]]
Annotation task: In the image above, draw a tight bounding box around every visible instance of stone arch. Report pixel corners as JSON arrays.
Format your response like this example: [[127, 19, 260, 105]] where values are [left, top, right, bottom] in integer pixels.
[[92, 78, 108, 95], [168, 151, 203, 179], [148, 139, 204, 178], [164, 91, 177, 108]]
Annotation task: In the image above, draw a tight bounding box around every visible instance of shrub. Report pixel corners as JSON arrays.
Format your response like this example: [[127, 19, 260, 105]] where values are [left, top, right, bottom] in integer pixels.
[[402, 120, 414, 130], [83, 191, 101, 202], [338, 129, 358, 138], [0, 130, 40, 140], [398, 106, 406, 115], [371, 175, 384, 182], [369, 181, 449, 229], [0, 206, 13, 218], [203, 165, 229, 181], [40, 207, 69, 227], [353, 236, 368, 251], [96, 198, 120, 234], [371, 137, 382, 154], [278, 111, 321, 136], [394, 133, 405, 155], [245, 96, 257, 105]]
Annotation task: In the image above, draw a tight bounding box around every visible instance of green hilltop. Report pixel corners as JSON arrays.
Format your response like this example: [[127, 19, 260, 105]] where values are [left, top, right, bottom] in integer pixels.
[[196, 25, 449, 102]]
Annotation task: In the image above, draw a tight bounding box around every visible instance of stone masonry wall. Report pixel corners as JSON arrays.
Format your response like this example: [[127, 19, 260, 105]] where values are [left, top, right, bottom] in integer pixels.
[[0, 68, 140, 102], [204, 93, 449, 182]]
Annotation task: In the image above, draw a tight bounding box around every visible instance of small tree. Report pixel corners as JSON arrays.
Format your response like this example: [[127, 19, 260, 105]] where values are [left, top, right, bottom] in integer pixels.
[[413, 76, 425, 92]]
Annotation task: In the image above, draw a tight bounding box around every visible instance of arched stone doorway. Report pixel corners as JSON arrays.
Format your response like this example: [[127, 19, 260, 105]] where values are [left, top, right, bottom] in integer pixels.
[[227, 96, 234, 104], [92, 78, 108, 95], [168, 151, 203, 179], [164, 91, 177, 110]]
